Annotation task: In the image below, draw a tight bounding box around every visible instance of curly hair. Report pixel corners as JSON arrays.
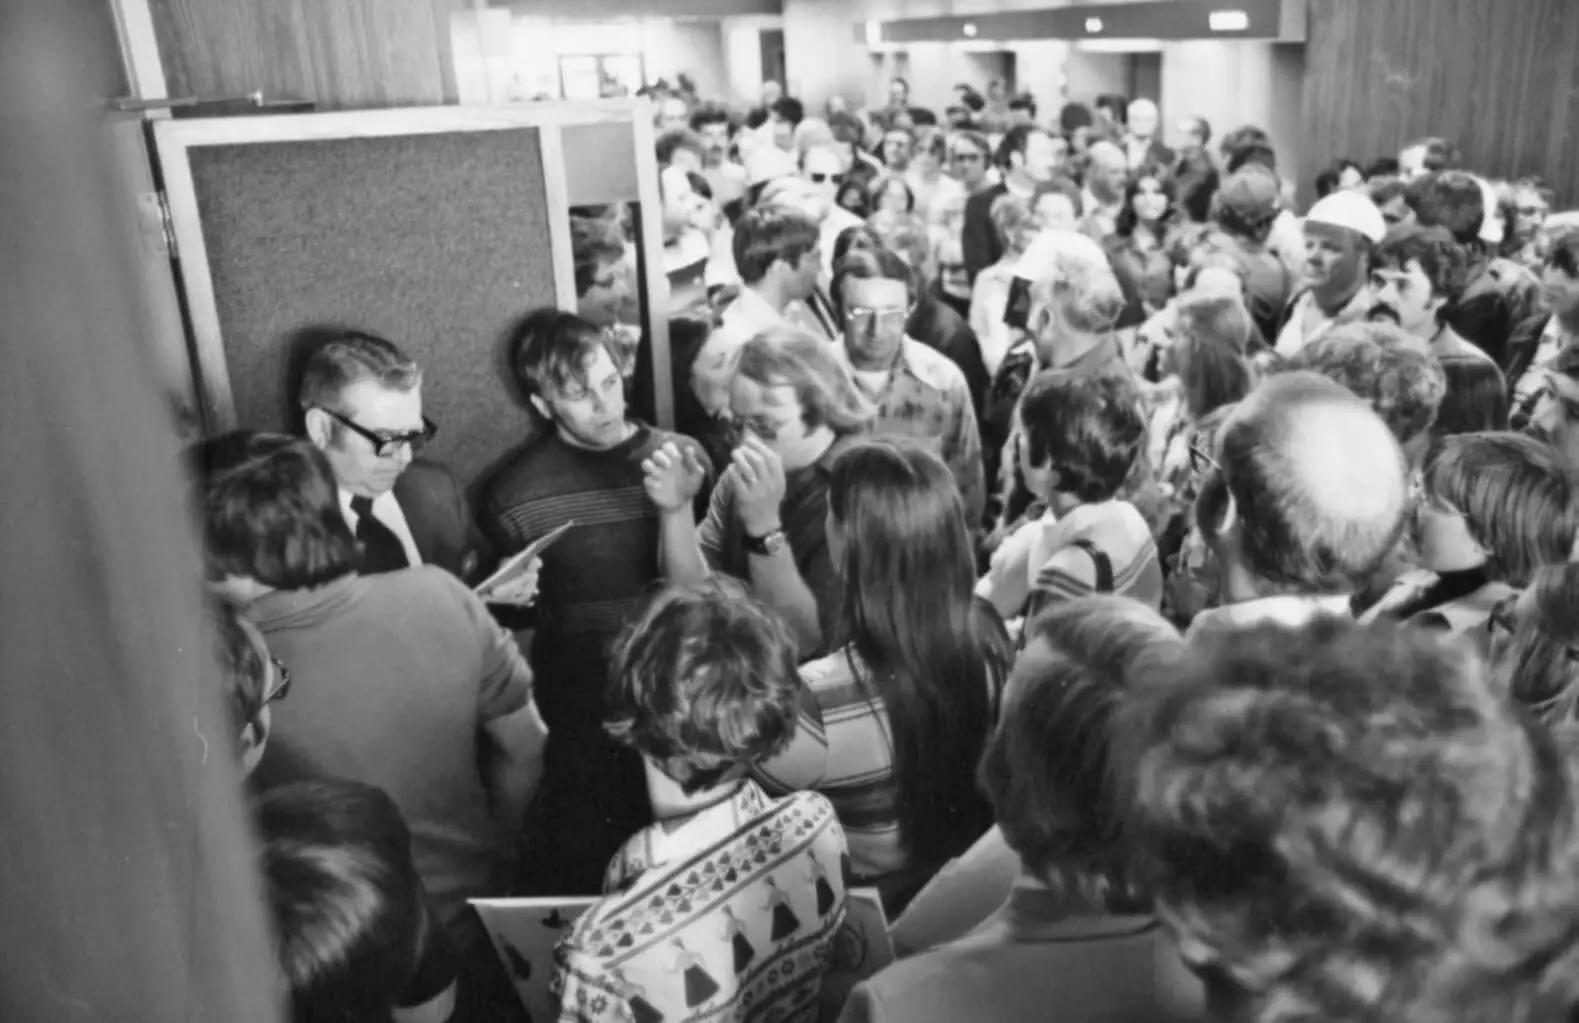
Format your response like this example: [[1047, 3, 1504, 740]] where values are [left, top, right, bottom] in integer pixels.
[[1130, 616, 1579, 1023], [605, 580, 802, 793], [1288, 321, 1446, 452]]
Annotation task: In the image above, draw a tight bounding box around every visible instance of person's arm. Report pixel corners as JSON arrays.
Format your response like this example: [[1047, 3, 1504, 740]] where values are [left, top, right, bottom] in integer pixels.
[[645, 440, 715, 583], [731, 439, 824, 653], [463, 584, 548, 833], [944, 377, 987, 528]]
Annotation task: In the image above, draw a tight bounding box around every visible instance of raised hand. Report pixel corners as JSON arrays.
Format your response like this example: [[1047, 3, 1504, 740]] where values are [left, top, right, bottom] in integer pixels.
[[731, 435, 787, 536], [642, 441, 708, 513]]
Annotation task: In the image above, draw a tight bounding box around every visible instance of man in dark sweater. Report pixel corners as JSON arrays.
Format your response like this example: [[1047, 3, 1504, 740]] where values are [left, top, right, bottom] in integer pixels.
[[481, 308, 710, 894], [961, 125, 1066, 284]]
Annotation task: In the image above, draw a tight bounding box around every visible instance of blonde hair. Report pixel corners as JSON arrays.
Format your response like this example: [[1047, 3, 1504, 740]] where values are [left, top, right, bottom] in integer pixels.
[[735, 327, 876, 436]]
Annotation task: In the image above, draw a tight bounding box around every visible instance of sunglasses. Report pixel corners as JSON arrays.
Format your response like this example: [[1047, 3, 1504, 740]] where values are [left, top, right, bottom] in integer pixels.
[[317, 408, 437, 457], [265, 657, 291, 705], [809, 172, 844, 185]]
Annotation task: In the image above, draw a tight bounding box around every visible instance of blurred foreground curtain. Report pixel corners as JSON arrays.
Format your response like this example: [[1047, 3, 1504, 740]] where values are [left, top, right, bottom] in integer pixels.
[[0, 1, 281, 1020]]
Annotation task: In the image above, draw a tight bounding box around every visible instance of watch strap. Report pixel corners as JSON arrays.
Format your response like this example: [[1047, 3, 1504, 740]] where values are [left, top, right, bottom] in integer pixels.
[[743, 528, 786, 556]]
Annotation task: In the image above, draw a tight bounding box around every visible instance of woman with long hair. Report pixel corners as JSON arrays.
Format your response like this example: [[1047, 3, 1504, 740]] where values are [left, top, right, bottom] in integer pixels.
[[755, 438, 1012, 909], [1105, 163, 1181, 329]]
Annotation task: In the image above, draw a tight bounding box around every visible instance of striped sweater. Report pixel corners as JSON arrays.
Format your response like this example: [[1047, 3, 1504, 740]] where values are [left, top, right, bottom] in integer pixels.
[[1025, 500, 1163, 614]]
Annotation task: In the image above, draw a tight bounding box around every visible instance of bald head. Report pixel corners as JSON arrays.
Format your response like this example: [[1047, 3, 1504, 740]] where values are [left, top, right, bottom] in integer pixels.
[[1207, 372, 1409, 595], [1088, 140, 1125, 170], [1127, 99, 1159, 139]]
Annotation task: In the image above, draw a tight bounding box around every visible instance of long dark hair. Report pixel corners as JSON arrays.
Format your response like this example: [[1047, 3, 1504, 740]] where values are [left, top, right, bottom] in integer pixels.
[[827, 439, 1012, 864]]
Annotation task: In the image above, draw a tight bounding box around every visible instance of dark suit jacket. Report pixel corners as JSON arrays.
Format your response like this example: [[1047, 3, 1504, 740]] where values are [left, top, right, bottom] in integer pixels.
[[910, 288, 990, 415], [962, 182, 1009, 285], [392, 461, 485, 582], [1503, 312, 1554, 404]]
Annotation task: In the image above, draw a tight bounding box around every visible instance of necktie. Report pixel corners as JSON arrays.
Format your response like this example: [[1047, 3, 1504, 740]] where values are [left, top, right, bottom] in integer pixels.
[[349, 495, 409, 575]]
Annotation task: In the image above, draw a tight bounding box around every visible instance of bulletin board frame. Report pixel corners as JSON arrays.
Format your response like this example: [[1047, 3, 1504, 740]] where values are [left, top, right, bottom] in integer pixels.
[[150, 98, 674, 439]]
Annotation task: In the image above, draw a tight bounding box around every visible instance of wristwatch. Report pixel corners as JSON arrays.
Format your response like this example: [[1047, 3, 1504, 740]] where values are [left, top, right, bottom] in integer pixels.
[[744, 527, 788, 557]]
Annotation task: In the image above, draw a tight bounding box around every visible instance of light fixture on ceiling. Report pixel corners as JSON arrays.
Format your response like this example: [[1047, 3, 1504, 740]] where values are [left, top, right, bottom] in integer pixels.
[[1085, 16, 1104, 32], [962, 21, 977, 37], [864, 20, 882, 48], [1208, 9, 1250, 31]]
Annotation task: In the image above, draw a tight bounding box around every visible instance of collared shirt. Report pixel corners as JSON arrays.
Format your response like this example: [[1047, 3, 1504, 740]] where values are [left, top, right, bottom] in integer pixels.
[[968, 260, 1020, 376], [1275, 285, 1373, 357], [846, 338, 986, 525], [1514, 315, 1569, 405], [692, 287, 791, 417], [553, 781, 848, 1023], [339, 488, 421, 567], [1186, 592, 1354, 640]]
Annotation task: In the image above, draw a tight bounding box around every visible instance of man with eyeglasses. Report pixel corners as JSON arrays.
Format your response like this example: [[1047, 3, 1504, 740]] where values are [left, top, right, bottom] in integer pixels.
[[300, 330, 487, 583], [831, 246, 985, 527]]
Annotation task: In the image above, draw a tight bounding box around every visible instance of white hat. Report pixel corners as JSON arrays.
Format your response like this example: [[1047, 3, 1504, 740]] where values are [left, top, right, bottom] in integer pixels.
[[1305, 190, 1387, 244], [1013, 228, 1110, 283]]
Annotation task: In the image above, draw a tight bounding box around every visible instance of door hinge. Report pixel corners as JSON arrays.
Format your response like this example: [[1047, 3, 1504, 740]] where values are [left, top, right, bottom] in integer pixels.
[[137, 190, 176, 258]]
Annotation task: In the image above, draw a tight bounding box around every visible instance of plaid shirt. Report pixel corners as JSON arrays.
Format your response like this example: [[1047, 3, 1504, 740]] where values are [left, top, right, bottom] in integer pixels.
[[847, 338, 986, 526]]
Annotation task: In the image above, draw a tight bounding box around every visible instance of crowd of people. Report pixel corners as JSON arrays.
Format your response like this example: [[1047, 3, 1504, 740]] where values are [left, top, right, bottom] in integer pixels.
[[192, 73, 1579, 1023]]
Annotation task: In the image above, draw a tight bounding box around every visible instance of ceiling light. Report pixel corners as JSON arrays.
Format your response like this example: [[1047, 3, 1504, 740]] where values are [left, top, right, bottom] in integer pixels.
[[1209, 10, 1250, 31], [1085, 17, 1104, 32], [962, 22, 977, 37]]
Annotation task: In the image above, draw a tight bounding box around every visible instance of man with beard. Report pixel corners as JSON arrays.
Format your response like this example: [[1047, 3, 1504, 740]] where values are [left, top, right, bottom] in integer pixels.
[[689, 105, 747, 209], [1274, 190, 1386, 357]]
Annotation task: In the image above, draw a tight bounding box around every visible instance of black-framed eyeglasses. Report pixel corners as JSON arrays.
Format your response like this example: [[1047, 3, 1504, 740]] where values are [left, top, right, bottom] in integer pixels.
[[809, 172, 844, 185], [317, 408, 437, 457], [265, 657, 292, 705]]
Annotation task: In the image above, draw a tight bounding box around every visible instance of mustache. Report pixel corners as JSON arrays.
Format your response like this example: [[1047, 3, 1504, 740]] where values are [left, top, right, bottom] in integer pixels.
[[1367, 303, 1402, 325]]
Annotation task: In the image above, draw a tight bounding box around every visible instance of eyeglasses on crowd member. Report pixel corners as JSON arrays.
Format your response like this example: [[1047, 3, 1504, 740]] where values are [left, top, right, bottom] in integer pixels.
[[843, 596, 1204, 1023], [831, 245, 986, 527], [1364, 431, 1579, 640], [1187, 372, 1409, 636], [754, 438, 1012, 913], [297, 330, 478, 582], [1492, 564, 1579, 728], [649, 327, 876, 659]]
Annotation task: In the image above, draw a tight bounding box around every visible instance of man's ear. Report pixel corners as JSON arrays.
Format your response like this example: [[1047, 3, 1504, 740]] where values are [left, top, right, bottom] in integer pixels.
[[528, 394, 555, 422], [303, 406, 332, 449], [239, 710, 269, 776]]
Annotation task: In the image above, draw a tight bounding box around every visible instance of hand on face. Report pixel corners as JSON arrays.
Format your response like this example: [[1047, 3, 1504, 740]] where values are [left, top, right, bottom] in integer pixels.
[[642, 441, 708, 513], [729, 434, 787, 536]]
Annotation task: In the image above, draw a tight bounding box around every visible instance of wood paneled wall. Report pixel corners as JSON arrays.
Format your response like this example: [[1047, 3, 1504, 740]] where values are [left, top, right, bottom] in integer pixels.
[[1301, 0, 1579, 205], [148, 0, 463, 108]]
